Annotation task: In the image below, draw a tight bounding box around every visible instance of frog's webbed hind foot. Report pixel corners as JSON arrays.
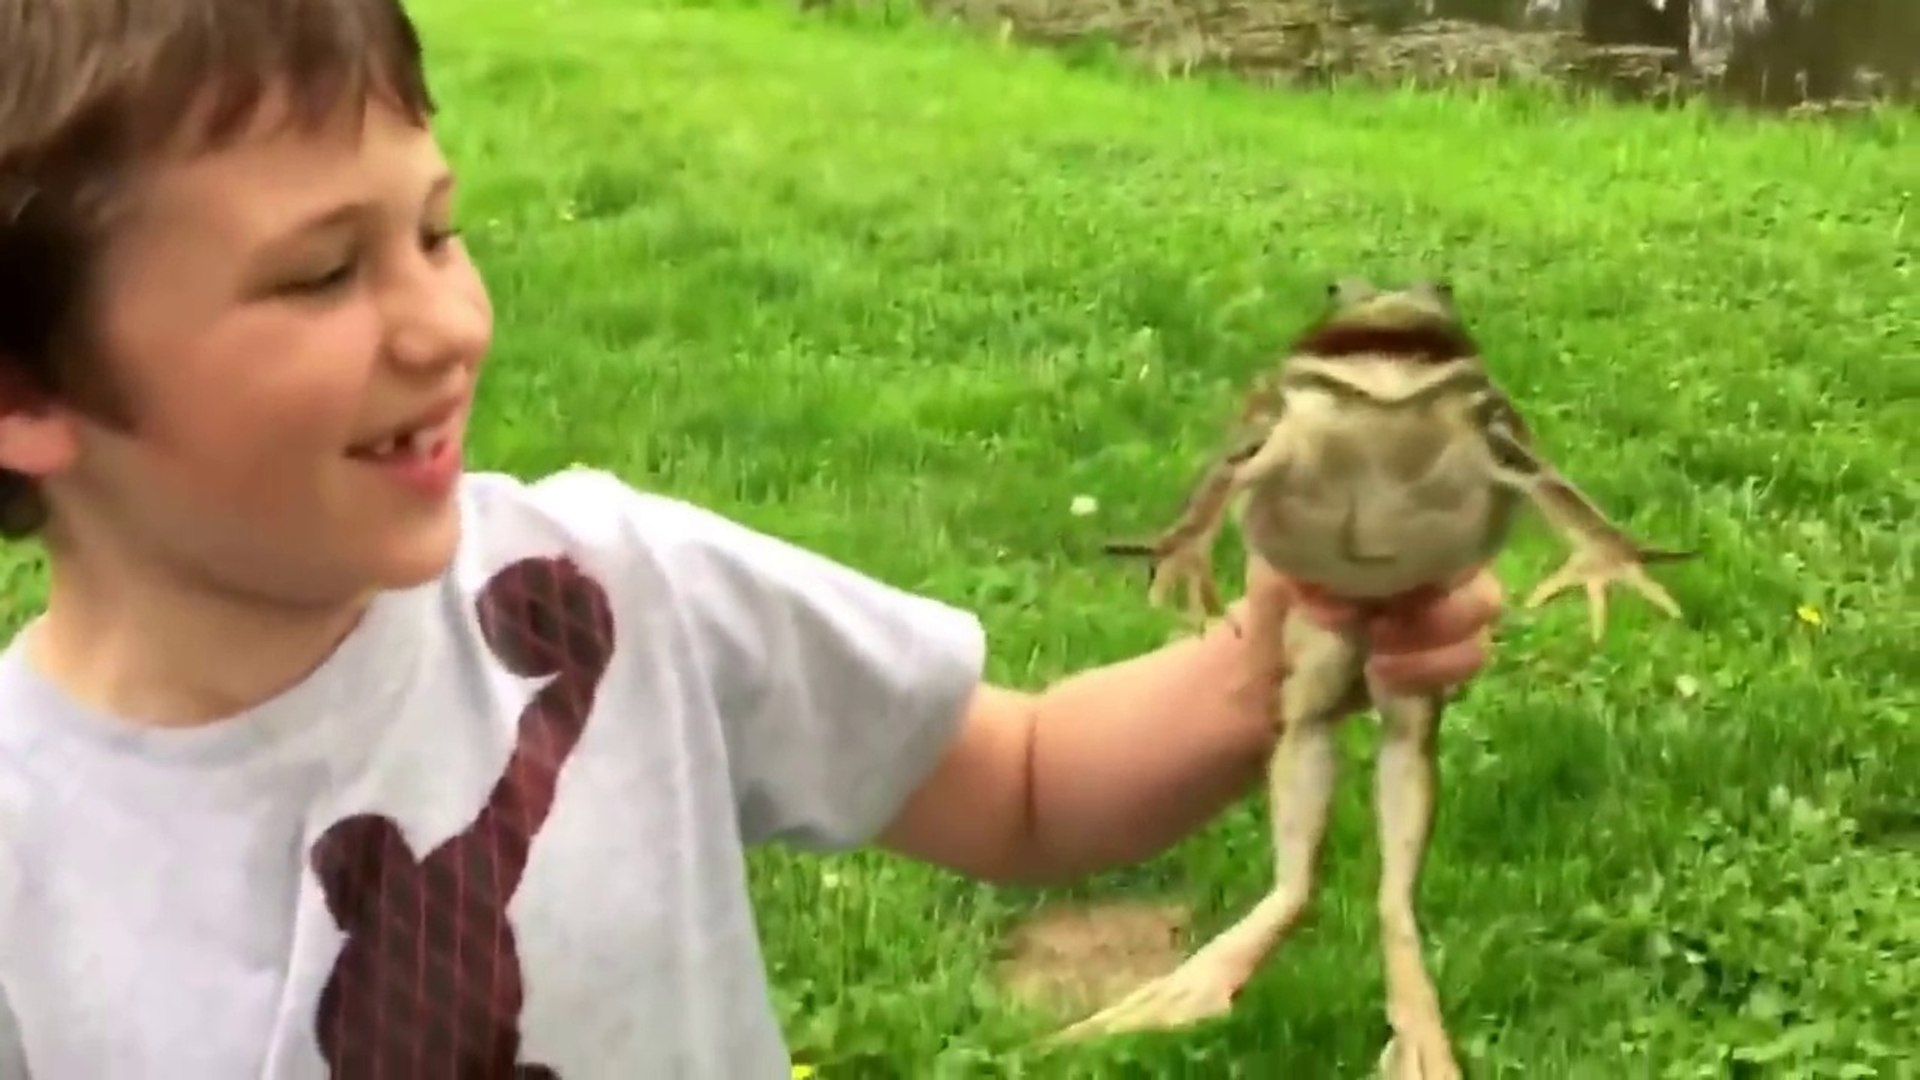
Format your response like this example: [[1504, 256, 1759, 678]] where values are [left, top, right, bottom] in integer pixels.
[[1525, 535, 1693, 642]]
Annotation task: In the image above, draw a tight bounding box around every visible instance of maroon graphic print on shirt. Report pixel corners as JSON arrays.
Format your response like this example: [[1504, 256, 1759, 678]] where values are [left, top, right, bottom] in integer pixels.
[[308, 555, 617, 1078]]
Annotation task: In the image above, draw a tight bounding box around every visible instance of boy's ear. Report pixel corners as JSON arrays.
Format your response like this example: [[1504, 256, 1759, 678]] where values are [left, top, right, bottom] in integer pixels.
[[0, 364, 79, 479]]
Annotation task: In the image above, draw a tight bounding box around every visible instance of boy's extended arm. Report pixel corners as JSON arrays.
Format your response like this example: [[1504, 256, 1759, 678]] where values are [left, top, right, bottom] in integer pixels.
[[877, 571, 1500, 884]]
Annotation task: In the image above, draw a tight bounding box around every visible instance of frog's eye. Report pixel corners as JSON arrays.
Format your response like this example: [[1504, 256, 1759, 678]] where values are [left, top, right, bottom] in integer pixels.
[[1327, 277, 1379, 305], [1414, 279, 1456, 307]]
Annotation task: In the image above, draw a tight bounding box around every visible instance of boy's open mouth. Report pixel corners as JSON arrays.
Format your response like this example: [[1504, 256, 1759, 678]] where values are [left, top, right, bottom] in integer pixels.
[[346, 421, 452, 464], [343, 396, 467, 498], [347, 395, 462, 463]]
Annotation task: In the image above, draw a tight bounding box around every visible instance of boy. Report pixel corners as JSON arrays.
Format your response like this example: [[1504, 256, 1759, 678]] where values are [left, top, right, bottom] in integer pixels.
[[0, 0, 1501, 1075]]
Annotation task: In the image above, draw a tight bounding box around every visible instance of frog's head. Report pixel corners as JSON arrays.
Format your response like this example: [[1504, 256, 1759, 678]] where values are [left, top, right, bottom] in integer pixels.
[[1327, 277, 1455, 320], [1294, 277, 1476, 363]]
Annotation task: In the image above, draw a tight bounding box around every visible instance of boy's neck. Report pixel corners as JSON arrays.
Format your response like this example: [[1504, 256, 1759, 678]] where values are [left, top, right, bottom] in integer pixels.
[[24, 554, 374, 730]]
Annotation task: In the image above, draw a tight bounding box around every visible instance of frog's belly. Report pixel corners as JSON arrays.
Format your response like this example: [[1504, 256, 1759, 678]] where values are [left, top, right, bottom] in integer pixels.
[[1237, 428, 1518, 600]]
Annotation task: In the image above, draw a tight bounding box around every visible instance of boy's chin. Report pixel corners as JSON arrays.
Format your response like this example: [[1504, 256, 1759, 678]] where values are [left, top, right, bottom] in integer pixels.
[[365, 514, 463, 593]]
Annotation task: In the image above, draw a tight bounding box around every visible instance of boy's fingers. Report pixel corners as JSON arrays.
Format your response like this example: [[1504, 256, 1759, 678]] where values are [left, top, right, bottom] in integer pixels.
[[1367, 571, 1503, 653], [1286, 580, 1359, 629], [1368, 632, 1491, 693], [1258, 566, 1503, 641], [1246, 561, 1356, 629]]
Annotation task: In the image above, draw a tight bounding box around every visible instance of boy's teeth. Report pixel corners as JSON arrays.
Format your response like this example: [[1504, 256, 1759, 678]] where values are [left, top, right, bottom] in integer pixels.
[[359, 425, 433, 459]]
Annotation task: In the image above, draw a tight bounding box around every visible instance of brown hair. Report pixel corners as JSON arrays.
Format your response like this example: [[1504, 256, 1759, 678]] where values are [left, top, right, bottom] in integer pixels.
[[0, 0, 436, 538]]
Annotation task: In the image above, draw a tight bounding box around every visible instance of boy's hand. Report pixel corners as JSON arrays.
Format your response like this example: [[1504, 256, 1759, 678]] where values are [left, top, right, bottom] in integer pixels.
[[1247, 562, 1503, 695]]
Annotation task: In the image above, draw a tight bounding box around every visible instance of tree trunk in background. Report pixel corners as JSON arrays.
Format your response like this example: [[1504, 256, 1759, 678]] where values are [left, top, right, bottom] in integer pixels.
[[1722, 0, 1915, 106]]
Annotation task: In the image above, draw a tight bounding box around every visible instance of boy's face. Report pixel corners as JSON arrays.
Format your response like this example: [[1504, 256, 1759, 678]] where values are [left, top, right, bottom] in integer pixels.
[[37, 93, 493, 605]]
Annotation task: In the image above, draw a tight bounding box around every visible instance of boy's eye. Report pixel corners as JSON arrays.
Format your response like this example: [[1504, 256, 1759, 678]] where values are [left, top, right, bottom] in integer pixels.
[[268, 223, 459, 298], [278, 258, 356, 296], [421, 224, 463, 252]]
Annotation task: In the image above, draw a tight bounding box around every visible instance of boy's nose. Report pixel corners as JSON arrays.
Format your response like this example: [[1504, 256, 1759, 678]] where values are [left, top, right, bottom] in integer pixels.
[[385, 282, 489, 372]]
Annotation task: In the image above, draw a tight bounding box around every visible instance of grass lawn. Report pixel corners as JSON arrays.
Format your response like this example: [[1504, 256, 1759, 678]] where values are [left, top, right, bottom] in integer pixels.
[[5, 0, 1916, 1074]]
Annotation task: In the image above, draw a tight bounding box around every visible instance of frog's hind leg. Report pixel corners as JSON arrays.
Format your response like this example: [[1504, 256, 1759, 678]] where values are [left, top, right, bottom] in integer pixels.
[[1368, 682, 1460, 1080], [1047, 608, 1362, 1042]]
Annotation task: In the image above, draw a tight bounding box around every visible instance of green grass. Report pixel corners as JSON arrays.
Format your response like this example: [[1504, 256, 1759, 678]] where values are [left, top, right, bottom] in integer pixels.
[[8, 0, 1919, 1074]]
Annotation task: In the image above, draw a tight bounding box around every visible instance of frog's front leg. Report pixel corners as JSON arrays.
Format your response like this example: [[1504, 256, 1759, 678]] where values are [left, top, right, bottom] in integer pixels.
[[1471, 393, 1693, 640], [1104, 427, 1276, 635]]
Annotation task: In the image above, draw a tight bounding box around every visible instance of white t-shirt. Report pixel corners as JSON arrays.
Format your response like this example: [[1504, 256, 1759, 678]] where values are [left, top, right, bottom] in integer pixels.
[[0, 467, 986, 1078]]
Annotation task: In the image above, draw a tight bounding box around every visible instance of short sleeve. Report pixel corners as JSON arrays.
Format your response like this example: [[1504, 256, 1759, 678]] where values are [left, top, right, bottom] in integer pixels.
[[0, 984, 24, 1078], [524, 470, 987, 852], [0, 781, 22, 1076]]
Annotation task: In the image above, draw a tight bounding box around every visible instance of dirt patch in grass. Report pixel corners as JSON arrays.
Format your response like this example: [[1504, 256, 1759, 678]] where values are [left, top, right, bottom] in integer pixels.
[[993, 899, 1193, 1019]]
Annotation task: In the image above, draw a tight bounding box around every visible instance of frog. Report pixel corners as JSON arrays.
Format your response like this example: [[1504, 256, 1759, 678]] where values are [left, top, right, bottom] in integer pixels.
[[1054, 278, 1693, 1079]]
